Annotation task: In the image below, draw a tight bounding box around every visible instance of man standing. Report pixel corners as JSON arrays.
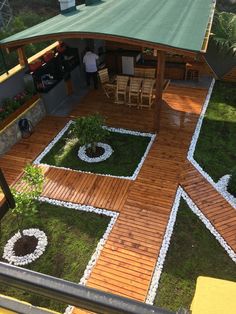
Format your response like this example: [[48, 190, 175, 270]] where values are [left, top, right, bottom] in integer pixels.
[[83, 48, 99, 89]]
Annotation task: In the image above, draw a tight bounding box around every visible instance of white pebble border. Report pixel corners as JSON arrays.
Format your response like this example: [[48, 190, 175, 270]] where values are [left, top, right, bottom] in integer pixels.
[[216, 174, 236, 205], [146, 186, 183, 304], [3, 228, 47, 266], [181, 189, 236, 263], [146, 79, 236, 304], [146, 186, 236, 305], [78, 143, 113, 163], [37, 197, 119, 314], [33, 121, 156, 180], [187, 78, 236, 209]]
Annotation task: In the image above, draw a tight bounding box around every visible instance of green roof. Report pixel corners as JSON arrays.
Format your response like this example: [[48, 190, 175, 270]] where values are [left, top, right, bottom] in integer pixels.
[[0, 0, 214, 53]]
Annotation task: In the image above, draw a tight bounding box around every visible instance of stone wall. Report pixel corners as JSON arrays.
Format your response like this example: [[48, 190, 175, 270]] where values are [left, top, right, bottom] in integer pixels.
[[0, 98, 46, 155]]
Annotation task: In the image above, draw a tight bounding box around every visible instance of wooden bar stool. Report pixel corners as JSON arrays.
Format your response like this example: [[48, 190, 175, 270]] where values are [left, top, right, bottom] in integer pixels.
[[185, 63, 200, 81]]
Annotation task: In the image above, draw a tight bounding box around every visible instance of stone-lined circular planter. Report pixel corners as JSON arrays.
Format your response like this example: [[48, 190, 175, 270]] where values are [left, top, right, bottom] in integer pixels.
[[78, 143, 113, 163], [3, 228, 48, 266]]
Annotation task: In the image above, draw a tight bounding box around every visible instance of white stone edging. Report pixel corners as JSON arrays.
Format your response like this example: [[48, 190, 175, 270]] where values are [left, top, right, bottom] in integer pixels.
[[187, 78, 236, 209], [37, 197, 119, 314], [146, 185, 236, 305], [182, 190, 236, 263], [146, 186, 183, 304], [33, 121, 156, 180], [78, 143, 113, 163], [146, 79, 236, 304], [3, 228, 48, 266]]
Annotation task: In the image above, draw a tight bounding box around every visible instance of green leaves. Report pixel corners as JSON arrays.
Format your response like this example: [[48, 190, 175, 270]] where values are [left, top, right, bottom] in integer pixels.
[[11, 165, 44, 231], [22, 164, 44, 196], [228, 167, 236, 196], [71, 114, 110, 150], [212, 11, 236, 55]]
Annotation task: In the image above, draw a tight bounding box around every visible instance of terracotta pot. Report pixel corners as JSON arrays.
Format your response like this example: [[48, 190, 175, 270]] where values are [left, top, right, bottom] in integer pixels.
[[29, 61, 43, 72], [43, 51, 54, 63]]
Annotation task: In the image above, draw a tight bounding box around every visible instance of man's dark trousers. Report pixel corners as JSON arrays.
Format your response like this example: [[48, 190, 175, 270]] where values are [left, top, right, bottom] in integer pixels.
[[86, 71, 98, 89]]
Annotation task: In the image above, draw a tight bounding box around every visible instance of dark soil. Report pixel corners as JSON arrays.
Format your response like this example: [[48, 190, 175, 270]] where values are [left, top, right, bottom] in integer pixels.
[[86, 146, 105, 158], [14, 236, 38, 256]]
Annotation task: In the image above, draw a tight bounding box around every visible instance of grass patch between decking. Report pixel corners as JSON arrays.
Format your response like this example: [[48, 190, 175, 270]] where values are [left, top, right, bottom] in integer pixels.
[[155, 199, 236, 311], [194, 81, 236, 194], [0, 201, 110, 312], [40, 125, 152, 177]]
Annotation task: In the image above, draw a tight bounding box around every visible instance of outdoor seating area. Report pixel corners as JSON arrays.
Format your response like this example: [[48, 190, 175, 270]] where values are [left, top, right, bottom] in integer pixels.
[[98, 68, 169, 109]]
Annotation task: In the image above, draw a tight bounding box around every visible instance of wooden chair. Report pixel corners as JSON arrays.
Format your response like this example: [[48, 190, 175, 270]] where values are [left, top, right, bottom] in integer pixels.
[[144, 68, 156, 78], [134, 67, 145, 77], [98, 68, 116, 98], [127, 77, 143, 107], [115, 75, 129, 104], [139, 78, 155, 109], [163, 79, 171, 91]]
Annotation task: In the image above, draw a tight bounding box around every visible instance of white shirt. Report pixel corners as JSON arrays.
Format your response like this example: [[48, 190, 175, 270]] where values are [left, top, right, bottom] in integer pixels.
[[83, 51, 99, 73]]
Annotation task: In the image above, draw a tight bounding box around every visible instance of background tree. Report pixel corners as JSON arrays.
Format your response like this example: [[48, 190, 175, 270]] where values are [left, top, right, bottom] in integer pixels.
[[0, 11, 52, 74], [216, 0, 236, 13], [211, 11, 236, 55]]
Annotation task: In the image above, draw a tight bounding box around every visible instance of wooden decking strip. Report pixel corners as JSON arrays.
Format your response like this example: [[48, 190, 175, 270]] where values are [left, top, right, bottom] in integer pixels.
[[0, 116, 68, 185], [42, 167, 131, 212], [181, 161, 236, 251], [3, 85, 235, 312]]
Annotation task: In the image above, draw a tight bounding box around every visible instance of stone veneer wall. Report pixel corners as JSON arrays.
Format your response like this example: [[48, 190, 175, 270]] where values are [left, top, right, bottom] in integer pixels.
[[0, 98, 46, 155]]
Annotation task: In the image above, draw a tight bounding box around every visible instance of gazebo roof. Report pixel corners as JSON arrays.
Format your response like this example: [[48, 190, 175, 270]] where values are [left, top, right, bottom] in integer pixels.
[[0, 0, 215, 54]]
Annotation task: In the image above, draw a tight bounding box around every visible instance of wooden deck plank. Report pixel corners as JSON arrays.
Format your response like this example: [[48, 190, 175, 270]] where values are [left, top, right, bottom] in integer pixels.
[[181, 161, 236, 253], [5, 84, 235, 313]]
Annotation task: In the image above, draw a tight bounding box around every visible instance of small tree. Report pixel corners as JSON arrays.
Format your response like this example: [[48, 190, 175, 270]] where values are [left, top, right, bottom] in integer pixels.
[[12, 164, 44, 236], [72, 114, 110, 154]]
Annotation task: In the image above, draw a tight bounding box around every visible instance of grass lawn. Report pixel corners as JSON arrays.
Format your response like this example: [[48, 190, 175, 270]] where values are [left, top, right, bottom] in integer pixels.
[[0, 201, 110, 312], [194, 81, 236, 195], [40, 125, 152, 177], [155, 200, 236, 312]]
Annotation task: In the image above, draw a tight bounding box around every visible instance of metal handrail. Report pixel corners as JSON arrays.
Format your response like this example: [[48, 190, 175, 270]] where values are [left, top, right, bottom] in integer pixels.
[[0, 262, 174, 314]]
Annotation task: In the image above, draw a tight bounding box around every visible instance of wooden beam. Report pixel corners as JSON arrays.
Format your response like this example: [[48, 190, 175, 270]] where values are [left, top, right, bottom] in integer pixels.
[[154, 51, 165, 132], [201, 1, 216, 52], [6, 45, 24, 54], [17, 47, 28, 67], [1, 32, 198, 58]]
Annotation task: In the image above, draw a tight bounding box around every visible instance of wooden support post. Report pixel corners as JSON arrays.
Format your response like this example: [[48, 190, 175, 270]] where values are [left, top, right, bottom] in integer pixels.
[[154, 51, 166, 132], [17, 47, 28, 67]]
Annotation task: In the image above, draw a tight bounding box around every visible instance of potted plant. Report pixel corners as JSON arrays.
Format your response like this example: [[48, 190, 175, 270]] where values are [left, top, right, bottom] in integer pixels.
[[56, 42, 66, 53], [43, 50, 54, 63], [72, 114, 113, 163], [29, 59, 43, 72], [3, 165, 47, 266]]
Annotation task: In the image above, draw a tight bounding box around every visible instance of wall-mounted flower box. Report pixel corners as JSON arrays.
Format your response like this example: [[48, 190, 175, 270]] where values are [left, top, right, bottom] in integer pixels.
[[0, 95, 46, 155], [0, 93, 39, 132]]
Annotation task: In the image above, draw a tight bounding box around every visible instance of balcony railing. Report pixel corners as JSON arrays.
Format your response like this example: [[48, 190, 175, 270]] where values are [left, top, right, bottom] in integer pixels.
[[0, 262, 175, 314]]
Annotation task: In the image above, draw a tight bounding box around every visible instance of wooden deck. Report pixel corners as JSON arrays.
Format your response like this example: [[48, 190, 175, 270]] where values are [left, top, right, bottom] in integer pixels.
[[181, 161, 236, 251], [0, 116, 69, 185], [1, 84, 235, 311]]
